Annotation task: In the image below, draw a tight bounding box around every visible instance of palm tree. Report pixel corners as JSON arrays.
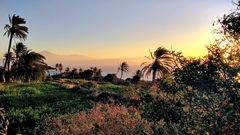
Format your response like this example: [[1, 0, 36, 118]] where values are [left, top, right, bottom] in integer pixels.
[[3, 52, 14, 71], [79, 68, 83, 73], [58, 63, 63, 72], [71, 68, 78, 79], [65, 67, 70, 73], [118, 62, 129, 79], [132, 69, 142, 83], [4, 14, 28, 71], [134, 70, 142, 78], [55, 63, 59, 71], [11, 50, 47, 82], [141, 47, 173, 81], [12, 42, 27, 67]]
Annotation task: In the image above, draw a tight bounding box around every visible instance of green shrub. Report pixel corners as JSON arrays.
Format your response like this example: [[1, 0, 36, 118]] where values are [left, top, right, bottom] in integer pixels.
[[0, 84, 8, 94], [79, 81, 97, 90], [99, 84, 131, 94], [7, 106, 53, 134], [139, 94, 184, 123]]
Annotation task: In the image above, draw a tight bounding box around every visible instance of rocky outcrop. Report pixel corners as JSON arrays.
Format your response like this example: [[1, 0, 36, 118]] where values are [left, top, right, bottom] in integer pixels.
[[0, 108, 8, 135]]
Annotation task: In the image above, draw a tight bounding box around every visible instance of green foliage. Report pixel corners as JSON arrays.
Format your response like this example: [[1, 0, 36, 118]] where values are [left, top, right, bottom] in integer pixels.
[[140, 94, 184, 123], [157, 78, 181, 94], [217, 0, 240, 39], [172, 42, 240, 134], [78, 81, 97, 90], [174, 58, 223, 92], [99, 84, 131, 94], [0, 82, 93, 134]]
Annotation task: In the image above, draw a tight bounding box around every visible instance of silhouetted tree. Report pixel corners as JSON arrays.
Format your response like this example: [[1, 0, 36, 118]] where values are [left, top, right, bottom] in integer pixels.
[[55, 63, 59, 71], [81, 69, 94, 80], [65, 67, 70, 73], [55, 63, 63, 72], [79, 68, 83, 73], [3, 52, 14, 71], [217, 0, 240, 39], [71, 68, 78, 79], [4, 14, 28, 71], [58, 63, 63, 73], [92, 68, 102, 81], [12, 42, 27, 66], [11, 50, 47, 82], [132, 70, 142, 83], [118, 62, 129, 79], [141, 47, 173, 81], [104, 74, 117, 83]]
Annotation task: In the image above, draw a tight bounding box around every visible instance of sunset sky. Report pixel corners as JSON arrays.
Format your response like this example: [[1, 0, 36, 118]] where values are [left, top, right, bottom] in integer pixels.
[[0, 0, 234, 59]]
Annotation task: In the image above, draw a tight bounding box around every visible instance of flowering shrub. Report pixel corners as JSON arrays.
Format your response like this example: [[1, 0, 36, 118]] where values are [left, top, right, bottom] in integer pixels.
[[34, 103, 154, 135]]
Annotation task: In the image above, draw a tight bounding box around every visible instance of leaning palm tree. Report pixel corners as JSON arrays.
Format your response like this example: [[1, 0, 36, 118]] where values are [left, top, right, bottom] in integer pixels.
[[118, 62, 129, 79], [141, 47, 173, 81], [4, 14, 28, 71]]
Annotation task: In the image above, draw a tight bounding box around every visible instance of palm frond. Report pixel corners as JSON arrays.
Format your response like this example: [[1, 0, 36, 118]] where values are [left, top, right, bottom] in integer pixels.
[[12, 14, 26, 25], [149, 49, 154, 59], [8, 14, 12, 25], [4, 14, 29, 40], [144, 56, 152, 60], [154, 47, 168, 58]]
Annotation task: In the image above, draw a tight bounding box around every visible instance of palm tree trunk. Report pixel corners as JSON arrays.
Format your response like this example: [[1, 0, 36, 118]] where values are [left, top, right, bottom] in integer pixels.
[[7, 57, 11, 71], [120, 70, 123, 79], [4, 33, 13, 71], [152, 69, 156, 81]]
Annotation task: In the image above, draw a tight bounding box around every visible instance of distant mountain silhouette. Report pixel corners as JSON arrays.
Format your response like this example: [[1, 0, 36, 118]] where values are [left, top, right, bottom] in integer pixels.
[[39, 50, 93, 66], [40, 50, 92, 60]]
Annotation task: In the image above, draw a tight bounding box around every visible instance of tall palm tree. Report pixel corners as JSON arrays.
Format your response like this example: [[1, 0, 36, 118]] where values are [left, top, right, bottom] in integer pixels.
[[3, 52, 14, 71], [141, 47, 173, 81], [4, 14, 28, 71], [118, 62, 129, 79]]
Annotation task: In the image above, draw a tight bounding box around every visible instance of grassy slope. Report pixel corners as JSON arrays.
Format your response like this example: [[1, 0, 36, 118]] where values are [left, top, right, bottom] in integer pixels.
[[0, 82, 93, 133]]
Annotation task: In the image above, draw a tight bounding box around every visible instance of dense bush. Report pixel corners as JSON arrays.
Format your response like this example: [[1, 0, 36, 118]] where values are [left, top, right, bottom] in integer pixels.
[[180, 87, 240, 134], [140, 94, 184, 123], [34, 103, 153, 135], [103, 74, 118, 83], [34, 103, 182, 135]]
